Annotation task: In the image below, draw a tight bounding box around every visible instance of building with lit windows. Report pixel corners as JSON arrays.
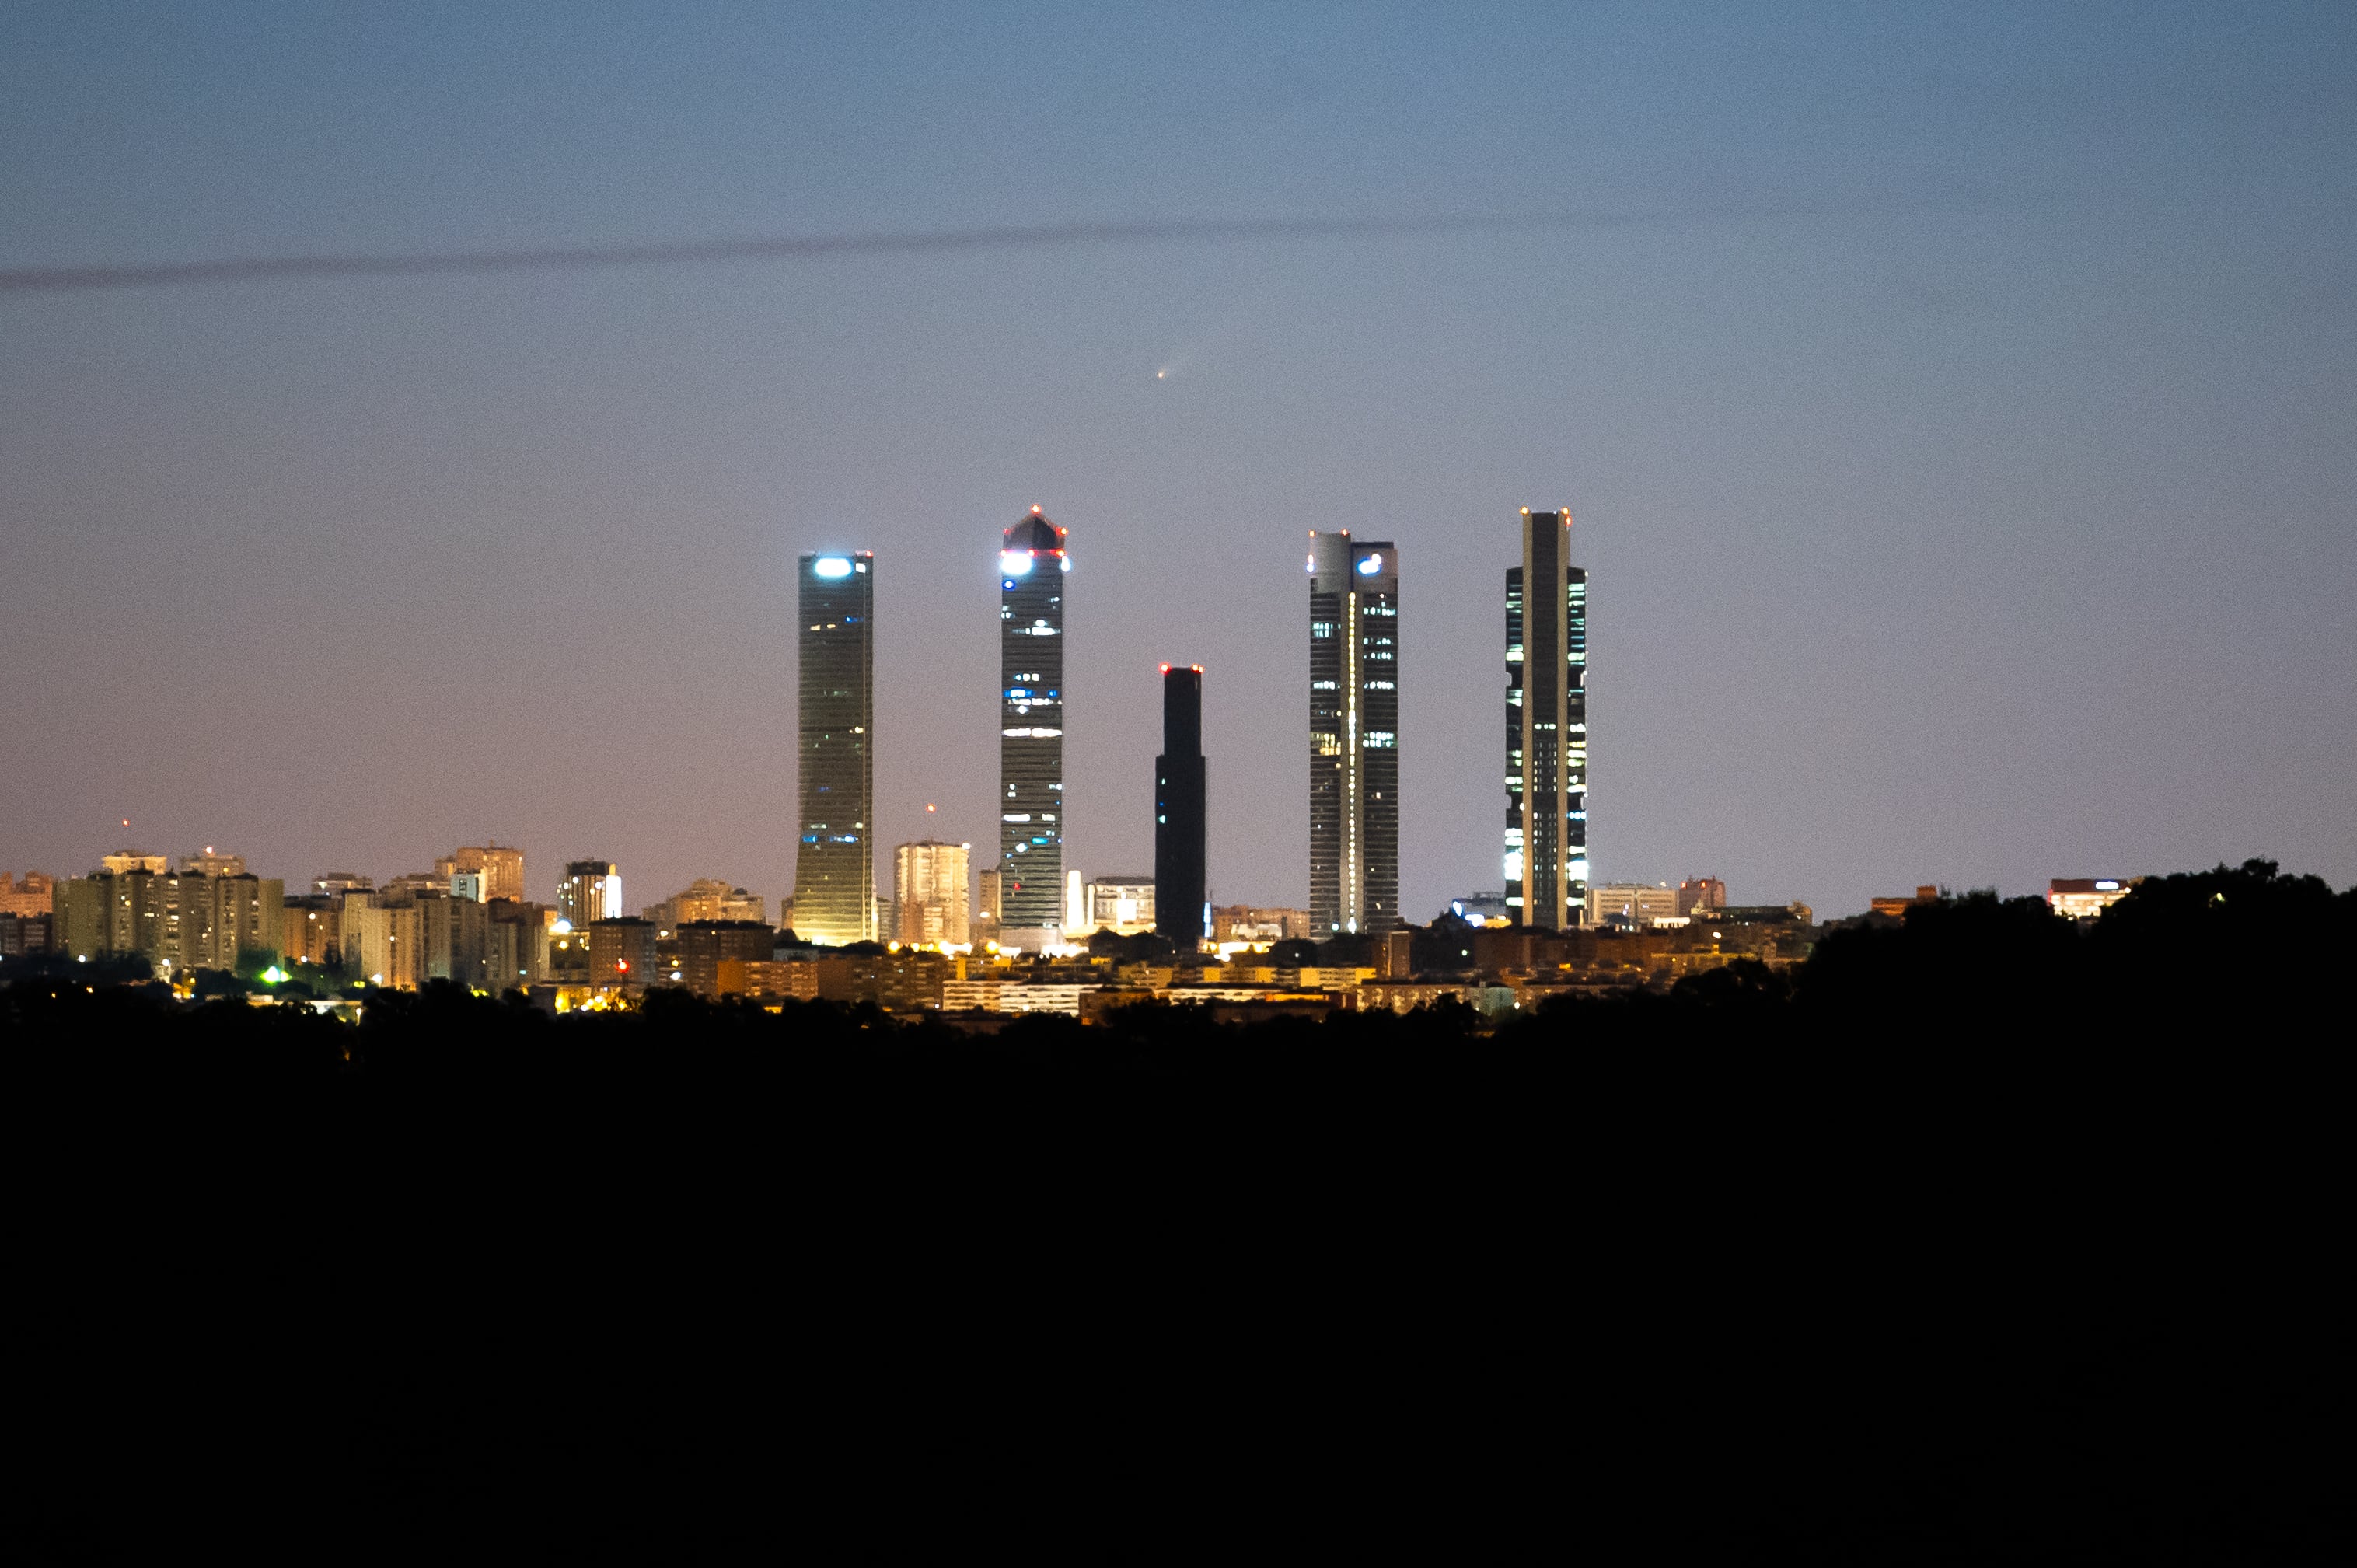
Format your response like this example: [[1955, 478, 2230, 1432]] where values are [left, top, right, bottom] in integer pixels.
[[557, 861, 623, 929], [1210, 906, 1315, 945], [1594, 883, 1681, 929], [975, 864, 1003, 948], [644, 878, 767, 927], [1308, 532, 1398, 934], [998, 509, 1068, 948], [1448, 892, 1514, 927], [51, 865, 285, 972], [1505, 508, 1587, 928], [892, 839, 971, 947], [179, 848, 246, 878], [2048, 878, 2134, 919], [0, 912, 51, 955], [0, 871, 54, 919], [677, 921, 777, 997], [1083, 878, 1157, 937], [1678, 877, 1726, 917], [1155, 664, 1207, 944], [794, 550, 876, 945], [280, 894, 342, 966], [588, 917, 661, 990], [436, 844, 525, 903], [336, 896, 419, 989]]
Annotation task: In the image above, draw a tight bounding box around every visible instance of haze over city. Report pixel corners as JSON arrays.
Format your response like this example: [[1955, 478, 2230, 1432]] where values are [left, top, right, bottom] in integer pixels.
[[5, 3, 2352, 919]]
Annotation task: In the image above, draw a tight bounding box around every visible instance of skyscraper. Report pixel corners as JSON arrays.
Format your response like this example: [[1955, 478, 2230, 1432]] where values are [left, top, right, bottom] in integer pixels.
[[1505, 508, 1588, 928], [1154, 663, 1206, 945], [1308, 532, 1399, 934], [794, 550, 876, 945], [997, 508, 1067, 947]]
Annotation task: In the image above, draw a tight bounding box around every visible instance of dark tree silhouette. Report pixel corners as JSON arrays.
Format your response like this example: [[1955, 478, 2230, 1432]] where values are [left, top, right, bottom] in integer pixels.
[[6, 861, 2352, 1565]]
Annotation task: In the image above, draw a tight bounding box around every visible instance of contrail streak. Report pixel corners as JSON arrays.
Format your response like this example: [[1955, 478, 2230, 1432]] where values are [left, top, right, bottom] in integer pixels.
[[0, 208, 1720, 294]]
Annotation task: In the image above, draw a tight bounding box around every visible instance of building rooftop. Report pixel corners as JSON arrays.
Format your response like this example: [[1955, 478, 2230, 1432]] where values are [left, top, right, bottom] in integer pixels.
[[1003, 512, 1063, 553]]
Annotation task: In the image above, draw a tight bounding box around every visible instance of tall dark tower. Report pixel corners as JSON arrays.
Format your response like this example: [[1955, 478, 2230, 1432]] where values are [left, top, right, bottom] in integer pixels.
[[1505, 508, 1587, 928], [1308, 532, 1399, 934], [793, 551, 875, 945], [997, 508, 1068, 945], [1154, 663, 1206, 945]]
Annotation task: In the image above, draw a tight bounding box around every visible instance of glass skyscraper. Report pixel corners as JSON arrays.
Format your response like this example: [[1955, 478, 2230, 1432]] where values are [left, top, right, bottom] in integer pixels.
[[1308, 531, 1398, 934], [998, 509, 1067, 941], [1505, 509, 1587, 928], [793, 550, 875, 945]]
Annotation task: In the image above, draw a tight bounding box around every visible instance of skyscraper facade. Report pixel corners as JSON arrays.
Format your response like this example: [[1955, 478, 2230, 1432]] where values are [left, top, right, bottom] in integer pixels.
[[1504, 508, 1588, 928], [1154, 663, 1207, 944], [997, 509, 1067, 943], [1308, 532, 1399, 934], [794, 551, 876, 945]]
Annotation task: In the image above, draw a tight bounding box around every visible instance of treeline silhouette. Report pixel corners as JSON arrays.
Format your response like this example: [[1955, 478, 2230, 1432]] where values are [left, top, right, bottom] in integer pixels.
[[6, 860, 2349, 1561]]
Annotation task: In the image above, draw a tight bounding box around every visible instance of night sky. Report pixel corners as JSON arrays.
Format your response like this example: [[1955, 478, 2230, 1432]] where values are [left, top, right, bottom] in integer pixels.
[[5, 4, 2352, 920]]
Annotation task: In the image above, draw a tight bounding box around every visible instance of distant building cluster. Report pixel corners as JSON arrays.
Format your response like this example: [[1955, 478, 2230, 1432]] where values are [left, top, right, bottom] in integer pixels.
[[2046, 878, 2134, 919], [47, 854, 283, 975]]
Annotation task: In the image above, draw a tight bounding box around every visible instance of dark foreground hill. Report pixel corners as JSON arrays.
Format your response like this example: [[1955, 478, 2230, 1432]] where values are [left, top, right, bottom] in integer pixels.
[[5, 861, 2350, 1561]]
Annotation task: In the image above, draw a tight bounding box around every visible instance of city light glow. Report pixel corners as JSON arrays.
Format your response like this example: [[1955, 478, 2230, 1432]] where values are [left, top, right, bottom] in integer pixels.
[[812, 557, 854, 578], [1000, 551, 1034, 576]]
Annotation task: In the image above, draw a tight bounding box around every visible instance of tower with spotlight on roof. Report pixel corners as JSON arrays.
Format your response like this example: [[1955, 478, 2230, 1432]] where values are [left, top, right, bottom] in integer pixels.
[[997, 508, 1068, 950], [792, 550, 876, 945], [1308, 532, 1399, 934]]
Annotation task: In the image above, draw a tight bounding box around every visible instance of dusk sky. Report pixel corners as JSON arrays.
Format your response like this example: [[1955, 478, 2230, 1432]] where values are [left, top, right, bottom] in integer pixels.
[[5, 3, 2352, 920]]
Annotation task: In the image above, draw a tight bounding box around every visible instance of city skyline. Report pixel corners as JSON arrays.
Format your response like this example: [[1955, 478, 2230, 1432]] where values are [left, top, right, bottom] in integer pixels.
[[5, 13, 2347, 1559], [5, 9, 2350, 923], [6, 487, 2324, 929]]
